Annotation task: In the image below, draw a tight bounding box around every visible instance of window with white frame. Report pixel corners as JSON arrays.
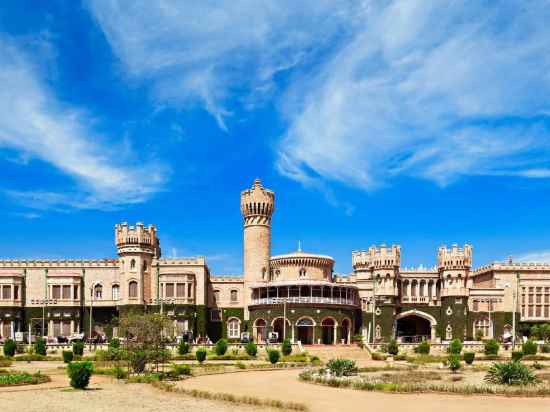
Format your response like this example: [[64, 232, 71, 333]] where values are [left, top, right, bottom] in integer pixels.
[[94, 284, 103, 299], [112, 284, 120, 300], [227, 318, 240, 338], [474, 317, 491, 338]]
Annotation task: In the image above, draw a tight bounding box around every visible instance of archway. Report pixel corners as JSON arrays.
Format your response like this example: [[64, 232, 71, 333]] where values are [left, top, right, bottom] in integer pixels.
[[321, 317, 336, 344], [254, 318, 266, 343], [296, 317, 314, 345], [395, 310, 437, 343], [272, 317, 291, 343], [340, 318, 351, 344]]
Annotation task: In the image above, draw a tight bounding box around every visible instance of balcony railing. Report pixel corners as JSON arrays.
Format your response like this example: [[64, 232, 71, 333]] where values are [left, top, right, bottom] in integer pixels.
[[401, 296, 431, 304], [251, 296, 357, 306]]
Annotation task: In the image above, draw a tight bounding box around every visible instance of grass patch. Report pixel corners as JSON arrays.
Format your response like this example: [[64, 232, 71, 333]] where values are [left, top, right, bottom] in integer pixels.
[[0, 372, 50, 387]]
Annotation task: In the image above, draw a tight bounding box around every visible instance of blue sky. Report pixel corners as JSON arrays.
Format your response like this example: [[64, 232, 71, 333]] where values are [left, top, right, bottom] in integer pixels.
[[1, 1, 550, 274]]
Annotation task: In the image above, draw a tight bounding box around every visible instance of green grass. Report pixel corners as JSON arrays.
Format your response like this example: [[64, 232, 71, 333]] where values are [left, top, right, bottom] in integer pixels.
[[0, 372, 50, 387]]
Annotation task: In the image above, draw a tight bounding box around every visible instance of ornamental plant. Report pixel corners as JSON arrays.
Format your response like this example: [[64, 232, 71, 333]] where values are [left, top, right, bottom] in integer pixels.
[[131, 350, 147, 373], [448, 354, 461, 372], [447, 339, 463, 355], [511, 351, 523, 362], [522, 340, 538, 356], [414, 341, 430, 355], [463, 351, 475, 365], [67, 361, 94, 389], [215, 339, 228, 356], [281, 339, 292, 356], [3, 339, 16, 358], [108, 338, 120, 350], [196, 348, 207, 363], [485, 361, 539, 385], [326, 358, 358, 377], [62, 350, 74, 363], [484, 339, 500, 356], [267, 349, 280, 364], [72, 341, 84, 356], [178, 340, 190, 355], [245, 341, 257, 357], [386, 339, 399, 356], [34, 337, 47, 356]]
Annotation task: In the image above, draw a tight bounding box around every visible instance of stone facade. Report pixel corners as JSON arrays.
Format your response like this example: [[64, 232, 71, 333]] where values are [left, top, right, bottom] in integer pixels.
[[0, 179, 549, 344]]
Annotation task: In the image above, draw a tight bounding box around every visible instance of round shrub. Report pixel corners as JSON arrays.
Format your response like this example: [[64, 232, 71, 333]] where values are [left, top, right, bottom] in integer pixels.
[[34, 337, 47, 356], [67, 361, 94, 389], [72, 341, 84, 357], [245, 341, 257, 357], [448, 354, 461, 372], [281, 339, 292, 356], [522, 340, 538, 356], [3, 339, 16, 358], [484, 339, 500, 356], [464, 351, 475, 365], [131, 350, 147, 373], [541, 343, 550, 354], [447, 339, 463, 355], [196, 348, 207, 363], [215, 339, 228, 356], [108, 338, 120, 350], [485, 361, 538, 385], [173, 363, 191, 376], [414, 341, 430, 355], [268, 349, 280, 364], [511, 351, 523, 362], [178, 340, 190, 355], [326, 358, 357, 377], [386, 339, 399, 356], [63, 350, 74, 363]]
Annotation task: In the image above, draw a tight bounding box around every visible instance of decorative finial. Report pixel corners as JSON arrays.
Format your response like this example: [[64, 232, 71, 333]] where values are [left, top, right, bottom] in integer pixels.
[[253, 178, 262, 188], [298, 240, 302, 252]]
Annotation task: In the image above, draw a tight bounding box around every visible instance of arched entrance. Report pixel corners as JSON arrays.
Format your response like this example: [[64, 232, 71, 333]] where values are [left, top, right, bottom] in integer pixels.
[[321, 318, 336, 344], [395, 310, 437, 343], [272, 317, 291, 343], [254, 318, 266, 343], [340, 318, 351, 344], [296, 317, 314, 344]]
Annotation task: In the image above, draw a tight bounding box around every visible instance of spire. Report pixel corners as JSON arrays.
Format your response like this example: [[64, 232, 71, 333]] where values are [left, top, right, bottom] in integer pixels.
[[298, 240, 302, 252]]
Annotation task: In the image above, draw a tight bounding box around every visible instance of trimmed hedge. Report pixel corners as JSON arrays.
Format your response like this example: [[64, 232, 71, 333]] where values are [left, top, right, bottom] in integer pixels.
[[34, 338, 47, 356], [522, 340, 538, 356], [72, 341, 84, 356], [281, 339, 292, 356], [268, 349, 280, 364], [215, 339, 228, 356], [245, 341, 257, 357], [67, 361, 94, 389], [484, 339, 500, 356], [447, 339, 463, 355], [63, 351, 74, 363], [464, 352, 475, 365], [196, 348, 207, 363], [3, 339, 16, 358]]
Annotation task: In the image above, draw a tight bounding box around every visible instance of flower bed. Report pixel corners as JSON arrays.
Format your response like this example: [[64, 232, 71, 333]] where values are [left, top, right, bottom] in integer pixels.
[[0, 372, 50, 387]]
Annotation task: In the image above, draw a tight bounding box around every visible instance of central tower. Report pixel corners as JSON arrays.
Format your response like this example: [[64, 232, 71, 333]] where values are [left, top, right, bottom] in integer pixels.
[[240, 178, 275, 319]]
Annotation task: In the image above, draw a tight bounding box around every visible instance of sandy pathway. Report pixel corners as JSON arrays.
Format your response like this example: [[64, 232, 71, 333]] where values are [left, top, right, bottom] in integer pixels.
[[181, 368, 550, 412]]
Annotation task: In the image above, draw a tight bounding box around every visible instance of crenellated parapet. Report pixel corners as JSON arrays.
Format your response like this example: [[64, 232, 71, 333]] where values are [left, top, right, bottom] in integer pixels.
[[0, 259, 118, 268], [438, 244, 472, 271], [240, 178, 275, 227], [352, 244, 401, 271], [115, 222, 160, 257]]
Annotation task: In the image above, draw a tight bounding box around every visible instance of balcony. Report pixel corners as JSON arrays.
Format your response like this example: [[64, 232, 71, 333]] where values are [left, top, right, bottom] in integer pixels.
[[251, 296, 357, 306], [401, 296, 432, 304]]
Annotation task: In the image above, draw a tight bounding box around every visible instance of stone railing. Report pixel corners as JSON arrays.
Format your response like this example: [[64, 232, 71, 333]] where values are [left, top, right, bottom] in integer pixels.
[[251, 296, 357, 306]]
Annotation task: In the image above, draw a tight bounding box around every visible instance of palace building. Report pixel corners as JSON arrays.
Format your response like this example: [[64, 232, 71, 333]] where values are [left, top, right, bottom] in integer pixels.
[[1, 178, 549, 344]]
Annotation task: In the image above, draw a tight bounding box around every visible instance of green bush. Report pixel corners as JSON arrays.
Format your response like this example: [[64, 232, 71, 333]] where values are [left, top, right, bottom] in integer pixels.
[[113, 366, 127, 379], [215, 339, 228, 356], [475, 329, 484, 341], [353, 334, 364, 348], [281, 339, 292, 356], [464, 352, 475, 365], [522, 340, 538, 356], [178, 340, 190, 355], [484, 339, 500, 356], [267, 349, 280, 364], [62, 351, 74, 363], [448, 354, 461, 372], [541, 343, 550, 353], [414, 341, 430, 355], [34, 338, 47, 356], [310, 355, 321, 366], [447, 339, 463, 355], [386, 339, 399, 356], [108, 338, 120, 350], [245, 341, 257, 357], [172, 363, 191, 376], [511, 351, 524, 362], [67, 361, 94, 389], [131, 350, 147, 373], [196, 348, 207, 363], [72, 341, 84, 356], [326, 359, 358, 377], [3, 339, 16, 358], [485, 361, 539, 385]]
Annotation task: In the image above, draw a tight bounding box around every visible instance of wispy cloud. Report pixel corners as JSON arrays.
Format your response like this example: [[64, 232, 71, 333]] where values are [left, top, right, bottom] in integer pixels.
[[0, 36, 168, 210], [277, 1, 550, 190], [86, 0, 361, 130], [516, 250, 550, 263]]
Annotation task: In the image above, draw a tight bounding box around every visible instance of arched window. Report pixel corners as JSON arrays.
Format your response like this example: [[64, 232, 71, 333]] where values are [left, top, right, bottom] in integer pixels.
[[262, 267, 266, 280], [296, 317, 314, 327], [112, 284, 120, 301], [299, 268, 307, 278], [230, 290, 238, 302], [227, 318, 240, 339], [130, 259, 136, 270], [474, 317, 491, 339], [128, 281, 138, 298], [94, 284, 103, 299]]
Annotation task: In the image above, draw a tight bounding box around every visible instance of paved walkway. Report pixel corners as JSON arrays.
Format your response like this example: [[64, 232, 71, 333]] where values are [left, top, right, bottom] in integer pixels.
[[180, 368, 550, 412]]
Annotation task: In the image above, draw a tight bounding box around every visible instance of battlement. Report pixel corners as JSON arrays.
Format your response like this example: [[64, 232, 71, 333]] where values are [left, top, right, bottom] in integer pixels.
[[474, 261, 550, 275], [352, 244, 401, 270], [240, 178, 275, 226], [0, 259, 118, 268], [115, 222, 160, 257], [437, 243, 472, 270]]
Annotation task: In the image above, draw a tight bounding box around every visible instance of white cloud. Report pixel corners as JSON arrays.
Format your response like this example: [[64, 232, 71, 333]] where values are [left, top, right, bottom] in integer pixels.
[[277, 1, 550, 190], [516, 250, 550, 264], [0, 36, 167, 210], [86, 0, 362, 129]]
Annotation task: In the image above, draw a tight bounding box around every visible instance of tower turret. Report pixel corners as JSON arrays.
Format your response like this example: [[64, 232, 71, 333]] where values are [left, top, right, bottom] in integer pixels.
[[352, 244, 400, 296], [240, 178, 274, 318], [438, 243, 471, 294]]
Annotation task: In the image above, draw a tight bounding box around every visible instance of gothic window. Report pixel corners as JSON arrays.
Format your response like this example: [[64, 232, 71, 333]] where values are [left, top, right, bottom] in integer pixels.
[[94, 284, 103, 299], [446, 324, 453, 340], [230, 290, 238, 302], [213, 289, 220, 303], [227, 318, 240, 338], [210, 309, 221, 322], [128, 281, 138, 298], [112, 284, 120, 300], [130, 259, 136, 270]]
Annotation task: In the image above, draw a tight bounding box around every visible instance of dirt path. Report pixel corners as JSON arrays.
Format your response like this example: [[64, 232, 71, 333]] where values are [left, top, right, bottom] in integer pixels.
[[181, 368, 550, 412]]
